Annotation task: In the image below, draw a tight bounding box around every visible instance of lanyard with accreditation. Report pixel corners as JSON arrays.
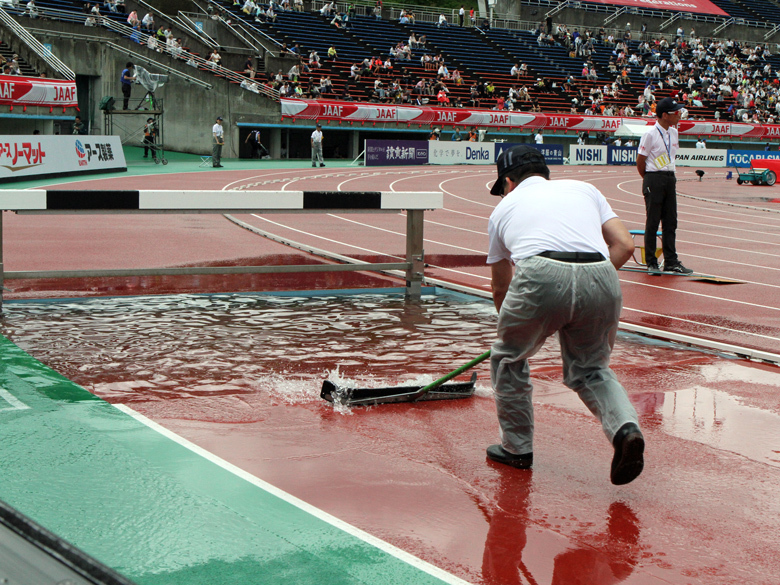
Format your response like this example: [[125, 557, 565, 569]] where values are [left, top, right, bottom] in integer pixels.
[[653, 126, 672, 170]]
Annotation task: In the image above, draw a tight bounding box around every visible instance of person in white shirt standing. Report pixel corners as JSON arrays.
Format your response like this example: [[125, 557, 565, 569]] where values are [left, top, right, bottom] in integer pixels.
[[636, 97, 692, 274], [534, 129, 543, 144], [696, 137, 706, 149], [212, 116, 224, 168], [311, 122, 325, 167], [485, 145, 644, 485]]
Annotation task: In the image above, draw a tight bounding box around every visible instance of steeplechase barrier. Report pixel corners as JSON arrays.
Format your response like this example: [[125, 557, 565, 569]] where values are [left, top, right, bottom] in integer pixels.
[[0, 189, 444, 308]]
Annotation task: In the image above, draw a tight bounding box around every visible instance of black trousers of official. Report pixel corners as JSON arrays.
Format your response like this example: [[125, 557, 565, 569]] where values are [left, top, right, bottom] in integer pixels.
[[122, 83, 132, 109], [642, 171, 679, 266]]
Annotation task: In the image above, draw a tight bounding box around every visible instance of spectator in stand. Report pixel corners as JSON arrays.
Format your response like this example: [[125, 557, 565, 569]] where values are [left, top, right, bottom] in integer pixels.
[[327, 45, 338, 61], [293, 0, 303, 11], [469, 7, 475, 26], [288, 62, 300, 82], [320, 75, 333, 95], [511, 63, 522, 78], [265, 4, 277, 21], [244, 56, 256, 79], [309, 51, 321, 69], [320, 1, 335, 16], [207, 48, 222, 69], [142, 12, 154, 32], [459, 5, 465, 26], [115, 0, 125, 13], [438, 13, 447, 28], [25, 0, 38, 18], [126, 10, 139, 26]]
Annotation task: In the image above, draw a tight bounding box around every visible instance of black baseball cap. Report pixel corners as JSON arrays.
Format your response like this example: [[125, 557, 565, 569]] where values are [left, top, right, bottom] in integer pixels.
[[490, 145, 548, 195], [216, 116, 223, 120], [656, 97, 685, 117]]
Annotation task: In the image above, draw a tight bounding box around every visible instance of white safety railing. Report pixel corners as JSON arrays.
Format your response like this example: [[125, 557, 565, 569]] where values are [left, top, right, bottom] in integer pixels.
[[0, 5, 75, 79], [7, 4, 280, 100]]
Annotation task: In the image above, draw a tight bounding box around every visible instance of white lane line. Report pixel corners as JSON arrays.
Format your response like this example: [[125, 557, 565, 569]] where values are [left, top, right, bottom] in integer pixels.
[[622, 307, 780, 343], [620, 278, 780, 312], [0, 388, 30, 412], [113, 404, 471, 585]]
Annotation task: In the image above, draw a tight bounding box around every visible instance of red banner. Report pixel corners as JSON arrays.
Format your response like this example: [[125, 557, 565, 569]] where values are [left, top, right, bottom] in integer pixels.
[[584, 0, 728, 16], [0, 75, 78, 108]]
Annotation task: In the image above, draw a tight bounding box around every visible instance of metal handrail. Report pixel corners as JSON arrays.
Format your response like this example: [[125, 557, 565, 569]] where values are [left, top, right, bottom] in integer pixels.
[[204, 0, 285, 51], [603, 6, 626, 26], [12, 5, 279, 99], [176, 11, 220, 48], [0, 6, 74, 79]]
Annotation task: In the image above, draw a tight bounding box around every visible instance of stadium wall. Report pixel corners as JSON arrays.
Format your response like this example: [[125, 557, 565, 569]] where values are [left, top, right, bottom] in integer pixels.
[[1, 19, 281, 158]]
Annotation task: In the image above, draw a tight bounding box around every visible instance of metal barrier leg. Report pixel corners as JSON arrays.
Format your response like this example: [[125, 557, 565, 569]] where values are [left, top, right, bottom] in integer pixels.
[[405, 210, 424, 300]]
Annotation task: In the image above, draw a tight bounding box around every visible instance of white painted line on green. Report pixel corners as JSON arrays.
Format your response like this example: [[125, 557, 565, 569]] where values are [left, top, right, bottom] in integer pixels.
[[0, 388, 30, 412], [113, 404, 473, 585]]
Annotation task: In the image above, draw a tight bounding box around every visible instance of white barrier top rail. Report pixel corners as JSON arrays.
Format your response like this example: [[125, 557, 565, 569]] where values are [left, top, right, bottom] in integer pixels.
[[0, 190, 444, 214]]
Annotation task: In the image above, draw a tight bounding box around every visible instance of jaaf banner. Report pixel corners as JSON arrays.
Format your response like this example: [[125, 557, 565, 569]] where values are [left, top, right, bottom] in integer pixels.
[[0, 75, 78, 108], [582, 0, 727, 16]]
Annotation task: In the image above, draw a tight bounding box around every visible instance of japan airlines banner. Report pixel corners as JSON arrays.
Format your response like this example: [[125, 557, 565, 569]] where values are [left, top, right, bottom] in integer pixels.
[[583, 0, 727, 16], [0, 75, 78, 108]]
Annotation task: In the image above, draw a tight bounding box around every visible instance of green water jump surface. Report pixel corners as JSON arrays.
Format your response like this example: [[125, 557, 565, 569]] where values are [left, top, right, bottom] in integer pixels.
[[0, 333, 463, 585]]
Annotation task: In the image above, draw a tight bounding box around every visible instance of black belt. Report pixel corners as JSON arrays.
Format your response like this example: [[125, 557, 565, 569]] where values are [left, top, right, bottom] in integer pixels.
[[647, 171, 675, 175], [537, 251, 606, 263]]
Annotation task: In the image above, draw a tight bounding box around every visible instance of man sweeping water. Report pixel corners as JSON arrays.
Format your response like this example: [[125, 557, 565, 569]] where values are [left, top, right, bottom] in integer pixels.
[[485, 145, 645, 485]]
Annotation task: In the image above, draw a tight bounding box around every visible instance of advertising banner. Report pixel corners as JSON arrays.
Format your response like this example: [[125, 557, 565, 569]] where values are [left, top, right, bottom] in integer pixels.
[[570, 145, 608, 165], [365, 139, 427, 166], [675, 148, 727, 167], [428, 141, 494, 165], [281, 99, 648, 133], [726, 150, 780, 168], [582, 0, 727, 16], [0, 75, 78, 108], [0, 135, 126, 181], [608, 147, 638, 166], [495, 143, 565, 165], [283, 99, 780, 140]]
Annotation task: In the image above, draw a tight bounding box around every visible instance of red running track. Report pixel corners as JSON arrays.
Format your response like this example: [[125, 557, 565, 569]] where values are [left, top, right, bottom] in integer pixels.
[[3, 165, 780, 585]]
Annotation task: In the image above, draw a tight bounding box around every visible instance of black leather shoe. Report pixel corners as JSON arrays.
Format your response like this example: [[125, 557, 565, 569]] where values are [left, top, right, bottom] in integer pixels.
[[611, 423, 644, 485], [486, 445, 533, 469]]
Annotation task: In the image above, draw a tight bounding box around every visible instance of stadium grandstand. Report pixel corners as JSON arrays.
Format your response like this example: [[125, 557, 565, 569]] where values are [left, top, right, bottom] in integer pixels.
[[3, 0, 780, 158]]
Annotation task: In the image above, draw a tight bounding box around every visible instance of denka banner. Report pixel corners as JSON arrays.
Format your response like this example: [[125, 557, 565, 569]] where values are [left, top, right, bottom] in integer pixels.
[[365, 139, 428, 166], [428, 142, 494, 165], [0, 75, 78, 108], [0, 135, 126, 181], [582, 0, 727, 16]]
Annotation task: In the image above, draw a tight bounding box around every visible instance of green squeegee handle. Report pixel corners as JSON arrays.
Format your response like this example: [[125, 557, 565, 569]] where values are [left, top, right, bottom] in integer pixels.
[[411, 350, 492, 400]]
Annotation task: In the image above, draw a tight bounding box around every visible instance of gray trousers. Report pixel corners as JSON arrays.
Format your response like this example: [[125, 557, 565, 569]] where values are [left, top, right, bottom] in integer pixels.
[[491, 256, 639, 455], [212, 141, 222, 166], [311, 142, 323, 165]]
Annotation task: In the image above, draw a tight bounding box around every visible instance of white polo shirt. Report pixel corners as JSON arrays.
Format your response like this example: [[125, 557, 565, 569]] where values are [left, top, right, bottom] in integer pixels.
[[212, 122, 223, 141], [638, 123, 678, 172], [487, 176, 615, 264]]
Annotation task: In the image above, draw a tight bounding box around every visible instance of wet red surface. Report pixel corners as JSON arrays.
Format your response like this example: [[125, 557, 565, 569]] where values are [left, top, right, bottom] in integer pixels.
[[4, 165, 780, 584]]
